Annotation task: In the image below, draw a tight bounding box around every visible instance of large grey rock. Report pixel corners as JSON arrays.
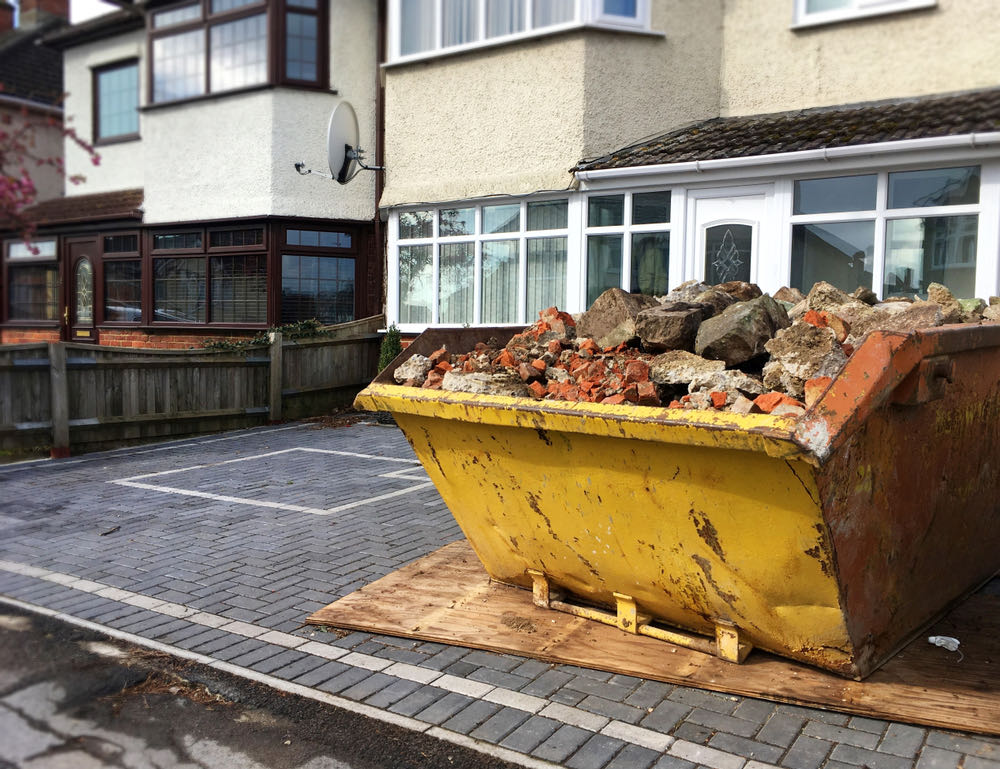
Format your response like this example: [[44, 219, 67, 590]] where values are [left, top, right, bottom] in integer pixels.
[[441, 371, 529, 396], [984, 305, 1000, 322], [393, 354, 432, 385], [774, 286, 806, 304], [959, 297, 986, 321], [577, 288, 659, 349], [664, 280, 711, 303], [716, 281, 763, 302], [763, 323, 848, 399], [692, 288, 736, 317], [848, 301, 944, 343], [694, 295, 790, 366], [649, 350, 725, 386], [804, 281, 876, 328], [688, 370, 766, 398], [636, 302, 708, 352], [926, 282, 964, 324]]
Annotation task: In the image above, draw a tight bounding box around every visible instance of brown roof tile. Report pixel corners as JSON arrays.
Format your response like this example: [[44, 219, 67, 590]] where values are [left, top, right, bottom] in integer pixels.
[[18, 188, 143, 226], [575, 89, 1000, 172]]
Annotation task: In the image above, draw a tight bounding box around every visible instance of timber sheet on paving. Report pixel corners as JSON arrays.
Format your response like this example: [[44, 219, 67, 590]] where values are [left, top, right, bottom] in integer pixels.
[[308, 540, 1000, 736]]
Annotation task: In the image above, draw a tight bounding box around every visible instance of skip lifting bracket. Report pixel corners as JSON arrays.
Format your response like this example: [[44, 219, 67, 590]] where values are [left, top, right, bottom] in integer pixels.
[[527, 569, 752, 664]]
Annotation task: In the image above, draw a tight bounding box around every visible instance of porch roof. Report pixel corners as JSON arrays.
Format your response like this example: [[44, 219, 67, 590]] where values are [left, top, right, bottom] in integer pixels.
[[574, 89, 1000, 173], [17, 188, 144, 227]]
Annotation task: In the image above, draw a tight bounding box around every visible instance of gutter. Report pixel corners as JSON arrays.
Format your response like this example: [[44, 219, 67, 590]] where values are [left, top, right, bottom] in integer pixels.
[[575, 132, 1000, 183], [0, 93, 62, 117]]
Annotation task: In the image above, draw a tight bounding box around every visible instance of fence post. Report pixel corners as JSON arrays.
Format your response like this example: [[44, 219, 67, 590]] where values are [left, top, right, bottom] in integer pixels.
[[268, 331, 283, 423], [48, 342, 70, 458]]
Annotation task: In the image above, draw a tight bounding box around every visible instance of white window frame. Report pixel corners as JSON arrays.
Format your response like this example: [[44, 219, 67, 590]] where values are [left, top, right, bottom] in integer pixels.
[[788, 165, 983, 298], [387, 0, 653, 64], [581, 189, 672, 307], [389, 195, 581, 333], [792, 0, 936, 29]]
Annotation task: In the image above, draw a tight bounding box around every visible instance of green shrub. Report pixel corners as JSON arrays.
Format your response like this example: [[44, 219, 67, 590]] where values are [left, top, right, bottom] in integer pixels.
[[378, 323, 403, 372]]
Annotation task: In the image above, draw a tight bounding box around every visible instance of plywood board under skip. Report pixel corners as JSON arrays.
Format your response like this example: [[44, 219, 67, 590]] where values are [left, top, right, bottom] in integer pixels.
[[307, 540, 1000, 736]]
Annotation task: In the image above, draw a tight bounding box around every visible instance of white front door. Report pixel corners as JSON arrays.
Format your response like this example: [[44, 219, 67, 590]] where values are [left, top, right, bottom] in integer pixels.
[[687, 187, 777, 289]]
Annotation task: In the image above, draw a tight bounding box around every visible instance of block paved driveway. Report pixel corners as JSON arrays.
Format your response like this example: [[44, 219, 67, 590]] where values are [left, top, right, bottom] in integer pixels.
[[0, 421, 997, 769]]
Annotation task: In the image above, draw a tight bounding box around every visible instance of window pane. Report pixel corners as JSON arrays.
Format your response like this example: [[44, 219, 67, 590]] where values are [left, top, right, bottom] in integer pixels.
[[439, 242, 474, 323], [526, 199, 567, 230], [482, 240, 519, 323], [399, 245, 433, 323], [153, 30, 205, 102], [632, 191, 670, 225], [104, 261, 142, 322], [287, 0, 317, 7], [631, 233, 670, 296], [75, 260, 93, 324], [153, 232, 203, 250], [483, 203, 519, 233], [399, 210, 433, 239], [526, 237, 566, 317], [806, 0, 850, 12], [586, 234, 622, 307], [440, 207, 475, 236], [319, 231, 352, 248], [533, 0, 573, 27], [211, 0, 260, 13], [154, 258, 206, 322], [211, 14, 267, 91], [443, 0, 479, 45], [211, 253, 266, 323], [888, 166, 980, 209], [588, 195, 624, 227], [791, 221, 875, 295], [8, 265, 58, 320], [9, 240, 56, 258], [104, 234, 138, 253], [209, 228, 263, 248], [794, 175, 877, 215], [286, 12, 318, 81], [153, 3, 200, 28], [400, 0, 435, 55], [603, 0, 637, 16], [705, 224, 752, 284], [884, 215, 978, 299], [486, 0, 524, 37], [97, 63, 139, 140], [281, 254, 355, 323]]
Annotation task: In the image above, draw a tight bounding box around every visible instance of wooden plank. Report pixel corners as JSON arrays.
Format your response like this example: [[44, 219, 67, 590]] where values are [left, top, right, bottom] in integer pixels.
[[269, 332, 282, 422], [308, 540, 1000, 736], [47, 343, 69, 457]]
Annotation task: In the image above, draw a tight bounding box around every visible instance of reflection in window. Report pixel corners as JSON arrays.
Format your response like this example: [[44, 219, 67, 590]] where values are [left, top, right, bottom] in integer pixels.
[[211, 0, 260, 13], [533, 0, 573, 26], [210, 228, 264, 248], [211, 254, 266, 323], [603, 0, 637, 16], [8, 265, 58, 320], [104, 261, 142, 322], [482, 240, 518, 323], [400, 0, 435, 55], [794, 175, 877, 215], [526, 199, 567, 230], [631, 233, 669, 296], [399, 245, 433, 323], [526, 237, 566, 318], [884, 215, 978, 299], [154, 258, 206, 322], [791, 222, 874, 294], [153, 232, 203, 250], [439, 207, 475, 236], [486, 0, 524, 37], [281, 254, 354, 324], [888, 166, 980, 209], [588, 195, 624, 227], [96, 62, 139, 140], [439, 243, 474, 323], [483, 203, 519, 234], [587, 234, 622, 307], [104, 234, 139, 253], [705, 225, 752, 284], [211, 14, 267, 92], [286, 229, 351, 248], [75, 260, 94, 324], [399, 210, 433, 239], [153, 30, 205, 102], [153, 3, 200, 28], [632, 191, 671, 225], [286, 12, 318, 80], [443, 0, 478, 46]]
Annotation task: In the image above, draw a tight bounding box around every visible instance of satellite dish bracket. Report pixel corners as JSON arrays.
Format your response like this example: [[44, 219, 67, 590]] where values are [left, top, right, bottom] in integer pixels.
[[293, 99, 383, 185]]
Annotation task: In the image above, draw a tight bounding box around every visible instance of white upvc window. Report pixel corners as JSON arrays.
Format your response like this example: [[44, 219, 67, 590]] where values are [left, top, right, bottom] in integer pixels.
[[792, 0, 936, 28], [388, 0, 651, 63], [789, 165, 982, 299], [390, 196, 582, 331], [582, 190, 672, 307]]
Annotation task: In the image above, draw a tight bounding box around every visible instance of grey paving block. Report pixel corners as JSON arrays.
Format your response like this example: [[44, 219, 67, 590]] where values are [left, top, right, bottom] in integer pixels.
[[522, 669, 574, 697], [467, 666, 532, 690], [462, 650, 522, 672], [363, 678, 423, 710], [389, 686, 449, 717], [532, 724, 593, 763], [965, 757, 1000, 769], [566, 733, 628, 769], [642, 699, 691, 733], [211, 638, 271, 662], [228, 644, 286, 669], [673, 722, 715, 745], [440, 699, 502, 735], [669, 688, 738, 715], [578, 694, 646, 724], [829, 743, 913, 769], [849, 716, 888, 735], [757, 712, 808, 748], [499, 714, 562, 753], [708, 732, 784, 764], [776, 704, 848, 726], [606, 743, 661, 769], [337, 671, 396, 702], [443, 661, 479, 678], [732, 698, 776, 728], [924, 733, 1000, 757], [626, 680, 674, 710], [879, 724, 927, 758], [248, 649, 310, 675], [686, 707, 760, 738], [652, 756, 697, 769], [470, 707, 532, 743], [565, 673, 636, 702], [550, 688, 588, 707], [415, 691, 477, 725], [511, 659, 551, 680], [781, 735, 833, 769], [802, 722, 879, 750]]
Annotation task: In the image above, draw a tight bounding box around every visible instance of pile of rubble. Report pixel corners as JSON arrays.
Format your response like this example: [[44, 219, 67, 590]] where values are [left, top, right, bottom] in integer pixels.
[[392, 281, 1000, 416]]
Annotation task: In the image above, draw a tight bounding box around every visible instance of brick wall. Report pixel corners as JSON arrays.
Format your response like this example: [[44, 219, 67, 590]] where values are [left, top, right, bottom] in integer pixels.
[[0, 327, 259, 349], [1, 328, 60, 344]]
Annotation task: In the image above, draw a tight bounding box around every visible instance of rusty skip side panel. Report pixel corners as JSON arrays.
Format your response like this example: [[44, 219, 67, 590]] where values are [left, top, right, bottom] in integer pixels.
[[809, 324, 1000, 678]]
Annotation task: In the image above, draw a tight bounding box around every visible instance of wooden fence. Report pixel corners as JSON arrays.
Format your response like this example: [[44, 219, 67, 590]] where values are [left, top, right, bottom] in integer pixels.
[[0, 315, 383, 456]]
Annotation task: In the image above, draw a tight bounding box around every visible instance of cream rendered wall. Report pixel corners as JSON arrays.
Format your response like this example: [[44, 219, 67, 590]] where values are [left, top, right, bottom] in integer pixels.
[[581, 0, 722, 161], [720, 0, 1000, 117], [62, 30, 145, 196]]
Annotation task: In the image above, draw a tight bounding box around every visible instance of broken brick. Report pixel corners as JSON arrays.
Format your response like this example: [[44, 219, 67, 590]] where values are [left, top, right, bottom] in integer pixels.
[[753, 391, 804, 414], [530, 358, 547, 372], [602, 393, 627, 405], [804, 376, 832, 408], [636, 381, 660, 406], [428, 347, 448, 366], [435, 360, 453, 373], [709, 391, 728, 409], [624, 359, 650, 384], [518, 362, 542, 382], [423, 370, 444, 389], [527, 380, 547, 399]]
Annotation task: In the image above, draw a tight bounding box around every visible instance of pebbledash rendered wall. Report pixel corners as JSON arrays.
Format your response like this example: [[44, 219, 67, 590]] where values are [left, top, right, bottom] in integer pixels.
[[719, 0, 1000, 117], [59, 2, 377, 224], [379, 0, 724, 208]]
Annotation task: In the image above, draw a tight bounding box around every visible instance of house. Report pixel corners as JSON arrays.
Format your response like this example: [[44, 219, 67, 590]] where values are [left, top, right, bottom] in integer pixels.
[[0, 0, 381, 348], [380, 0, 1000, 334]]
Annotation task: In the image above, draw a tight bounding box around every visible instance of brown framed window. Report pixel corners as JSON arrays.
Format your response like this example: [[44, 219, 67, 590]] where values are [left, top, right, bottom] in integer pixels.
[[104, 260, 143, 322], [152, 231, 204, 252], [280, 253, 354, 324], [93, 59, 140, 144], [149, 0, 327, 105], [211, 253, 267, 322], [154, 257, 207, 322], [208, 227, 264, 249], [4, 239, 59, 322]]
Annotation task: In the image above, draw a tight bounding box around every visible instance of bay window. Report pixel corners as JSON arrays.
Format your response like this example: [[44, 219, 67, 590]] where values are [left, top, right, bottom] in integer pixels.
[[4, 240, 59, 322], [793, 0, 936, 27], [103, 232, 142, 322], [390, 0, 650, 61], [280, 227, 356, 324]]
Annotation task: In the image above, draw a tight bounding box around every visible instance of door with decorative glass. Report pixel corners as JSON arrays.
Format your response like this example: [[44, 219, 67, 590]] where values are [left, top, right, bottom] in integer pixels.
[[690, 191, 770, 287], [66, 237, 98, 343]]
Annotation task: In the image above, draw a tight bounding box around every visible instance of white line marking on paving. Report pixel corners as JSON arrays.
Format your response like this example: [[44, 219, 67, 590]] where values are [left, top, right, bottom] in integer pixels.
[[108, 446, 433, 517]]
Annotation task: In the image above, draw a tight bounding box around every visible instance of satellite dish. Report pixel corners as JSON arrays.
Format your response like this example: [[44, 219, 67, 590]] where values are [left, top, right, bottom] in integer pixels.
[[328, 100, 360, 185], [293, 99, 382, 183]]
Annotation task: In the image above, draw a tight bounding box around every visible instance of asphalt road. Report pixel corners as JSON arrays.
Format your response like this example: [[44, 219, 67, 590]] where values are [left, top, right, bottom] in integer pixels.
[[0, 605, 526, 769]]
